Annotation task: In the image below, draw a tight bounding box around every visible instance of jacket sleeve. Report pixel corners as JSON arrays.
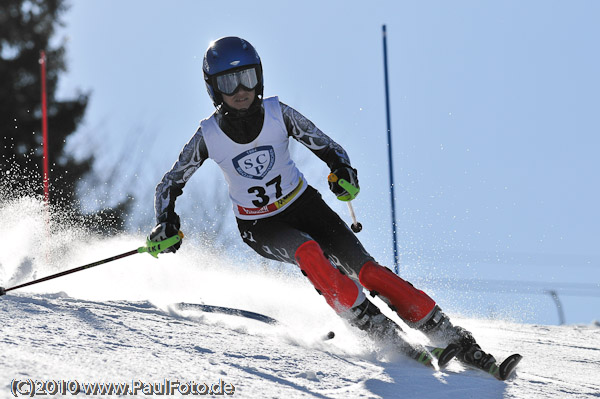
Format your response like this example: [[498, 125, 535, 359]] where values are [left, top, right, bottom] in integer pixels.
[[279, 101, 352, 169], [154, 127, 209, 224]]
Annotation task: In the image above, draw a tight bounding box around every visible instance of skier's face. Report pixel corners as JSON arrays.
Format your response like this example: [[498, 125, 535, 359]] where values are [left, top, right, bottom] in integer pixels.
[[222, 88, 255, 111]]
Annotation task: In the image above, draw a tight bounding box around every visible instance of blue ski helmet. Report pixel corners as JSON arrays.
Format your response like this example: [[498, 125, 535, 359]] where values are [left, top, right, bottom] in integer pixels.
[[203, 36, 263, 107]]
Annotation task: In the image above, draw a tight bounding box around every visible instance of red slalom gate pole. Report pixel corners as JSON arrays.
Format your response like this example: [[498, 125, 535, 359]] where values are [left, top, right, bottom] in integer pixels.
[[40, 50, 49, 204], [40, 51, 50, 262]]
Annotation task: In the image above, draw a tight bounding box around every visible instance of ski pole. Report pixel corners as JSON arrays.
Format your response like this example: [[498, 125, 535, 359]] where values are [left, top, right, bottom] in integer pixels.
[[328, 173, 363, 233], [345, 201, 363, 233], [0, 231, 184, 297]]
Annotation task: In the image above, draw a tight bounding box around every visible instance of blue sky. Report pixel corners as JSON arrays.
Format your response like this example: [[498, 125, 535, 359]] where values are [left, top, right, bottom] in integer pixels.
[[56, 0, 600, 324]]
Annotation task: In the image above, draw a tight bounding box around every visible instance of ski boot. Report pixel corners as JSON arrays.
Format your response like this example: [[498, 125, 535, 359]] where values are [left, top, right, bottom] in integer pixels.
[[418, 306, 523, 380], [344, 299, 459, 367], [418, 306, 497, 368]]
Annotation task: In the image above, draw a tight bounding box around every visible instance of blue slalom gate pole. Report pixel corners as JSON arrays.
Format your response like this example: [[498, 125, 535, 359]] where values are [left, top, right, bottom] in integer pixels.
[[382, 25, 400, 274]]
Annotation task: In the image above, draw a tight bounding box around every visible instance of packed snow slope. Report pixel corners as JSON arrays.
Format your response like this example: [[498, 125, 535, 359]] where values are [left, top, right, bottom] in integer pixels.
[[2, 292, 600, 399], [1, 198, 599, 398]]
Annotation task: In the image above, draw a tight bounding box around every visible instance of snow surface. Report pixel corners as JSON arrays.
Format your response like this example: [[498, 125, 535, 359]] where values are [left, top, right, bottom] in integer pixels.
[[1, 197, 600, 398]]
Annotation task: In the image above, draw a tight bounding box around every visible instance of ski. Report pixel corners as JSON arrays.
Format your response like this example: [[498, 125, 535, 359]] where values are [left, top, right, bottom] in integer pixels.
[[324, 328, 460, 368], [175, 301, 460, 369], [489, 353, 523, 381], [409, 345, 438, 368], [367, 328, 461, 369], [176, 303, 336, 342], [430, 347, 523, 380], [428, 344, 462, 368], [461, 352, 522, 380], [175, 302, 278, 325], [413, 343, 462, 368]]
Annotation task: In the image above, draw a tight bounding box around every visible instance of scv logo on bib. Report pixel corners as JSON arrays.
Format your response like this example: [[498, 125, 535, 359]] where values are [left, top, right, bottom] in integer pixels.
[[232, 146, 276, 180]]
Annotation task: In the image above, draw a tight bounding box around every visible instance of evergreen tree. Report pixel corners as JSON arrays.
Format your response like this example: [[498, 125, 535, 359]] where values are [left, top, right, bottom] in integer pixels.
[[0, 0, 129, 233]]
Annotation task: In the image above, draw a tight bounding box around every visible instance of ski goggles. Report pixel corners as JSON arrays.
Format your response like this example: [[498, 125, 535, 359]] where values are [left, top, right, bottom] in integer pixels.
[[215, 68, 259, 95]]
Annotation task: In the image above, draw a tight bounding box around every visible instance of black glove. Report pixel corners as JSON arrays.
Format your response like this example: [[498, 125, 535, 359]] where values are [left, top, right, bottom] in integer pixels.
[[149, 215, 182, 253], [328, 165, 359, 200]]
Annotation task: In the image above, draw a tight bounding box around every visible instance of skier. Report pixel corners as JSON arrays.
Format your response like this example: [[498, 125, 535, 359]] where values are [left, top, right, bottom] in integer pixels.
[[150, 36, 495, 370]]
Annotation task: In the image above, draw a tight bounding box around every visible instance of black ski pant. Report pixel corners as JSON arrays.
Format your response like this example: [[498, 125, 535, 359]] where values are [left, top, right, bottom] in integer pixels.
[[236, 185, 373, 280]]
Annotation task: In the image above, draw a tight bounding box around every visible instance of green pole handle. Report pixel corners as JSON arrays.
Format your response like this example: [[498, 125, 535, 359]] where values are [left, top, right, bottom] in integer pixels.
[[328, 173, 360, 201], [327, 173, 362, 232], [140, 231, 185, 258]]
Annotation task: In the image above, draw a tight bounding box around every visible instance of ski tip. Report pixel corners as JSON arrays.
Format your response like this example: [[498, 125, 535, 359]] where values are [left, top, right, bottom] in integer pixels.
[[498, 353, 523, 380], [0, 287, 6, 296], [429, 344, 462, 368], [438, 344, 462, 368]]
